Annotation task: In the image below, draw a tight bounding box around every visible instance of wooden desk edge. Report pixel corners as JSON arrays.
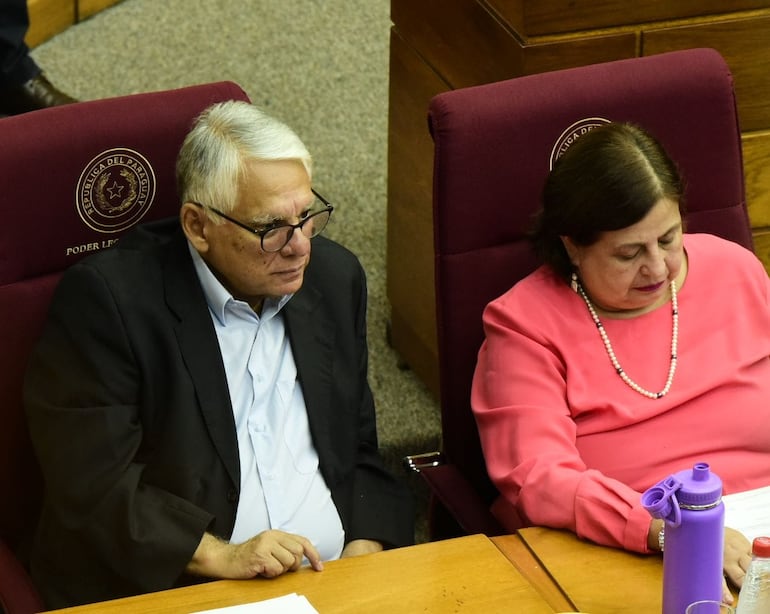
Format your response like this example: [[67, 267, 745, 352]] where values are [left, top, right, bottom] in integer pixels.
[[491, 534, 576, 612], [44, 534, 553, 613]]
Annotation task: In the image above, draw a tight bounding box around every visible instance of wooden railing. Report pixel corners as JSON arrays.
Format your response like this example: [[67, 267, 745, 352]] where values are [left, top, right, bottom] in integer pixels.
[[26, 0, 124, 48]]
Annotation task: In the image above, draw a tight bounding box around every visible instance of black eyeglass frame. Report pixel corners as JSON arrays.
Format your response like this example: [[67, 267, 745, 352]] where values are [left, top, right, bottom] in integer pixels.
[[190, 188, 334, 252]]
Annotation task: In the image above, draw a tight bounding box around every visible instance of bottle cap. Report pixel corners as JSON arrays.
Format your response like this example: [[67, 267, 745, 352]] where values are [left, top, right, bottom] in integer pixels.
[[641, 475, 682, 525], [752, 536, 770, 558], [673, 462, 722, 507], [642, 463, 722, 526]]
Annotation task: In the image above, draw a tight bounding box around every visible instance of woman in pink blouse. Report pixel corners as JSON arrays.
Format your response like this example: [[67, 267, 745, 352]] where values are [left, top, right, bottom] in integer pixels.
[[471, 122, 770, 603]]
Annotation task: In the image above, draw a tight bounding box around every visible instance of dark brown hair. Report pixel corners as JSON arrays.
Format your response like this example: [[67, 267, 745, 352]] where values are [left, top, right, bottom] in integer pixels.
[[531, 122, 685, 281]]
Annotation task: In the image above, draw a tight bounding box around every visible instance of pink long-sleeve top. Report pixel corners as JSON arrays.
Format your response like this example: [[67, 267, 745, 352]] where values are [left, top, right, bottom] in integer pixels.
[[472, 233, 770, 553]]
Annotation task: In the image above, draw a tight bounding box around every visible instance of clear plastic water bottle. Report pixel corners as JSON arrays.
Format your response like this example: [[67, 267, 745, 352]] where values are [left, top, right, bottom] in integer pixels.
[[641, 462, 725, 614], [736, 536, 770, 613]]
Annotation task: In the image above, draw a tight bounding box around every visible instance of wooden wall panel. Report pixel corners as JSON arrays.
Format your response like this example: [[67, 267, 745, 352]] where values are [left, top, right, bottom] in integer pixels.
[[520, 33, 637, 74], [743, 131, 770, 229], [391, 0, 528, 89], [391, 0, 637, 89], [25, 0, 123, 48], [386, 29, 449, 394], [25, 0, 75, 48], [751, 232, 770, 276], [489, 0, 770, 36], [644, 15, 770, 132]]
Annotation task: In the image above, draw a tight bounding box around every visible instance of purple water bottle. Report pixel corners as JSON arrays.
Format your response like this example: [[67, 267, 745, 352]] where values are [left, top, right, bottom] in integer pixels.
[[641, 462, 725, 614]]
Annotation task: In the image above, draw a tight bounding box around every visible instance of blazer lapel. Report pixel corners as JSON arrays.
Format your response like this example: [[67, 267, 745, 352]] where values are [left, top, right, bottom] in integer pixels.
[[162, 232, 241, 488], [284, 284, 337, 467]]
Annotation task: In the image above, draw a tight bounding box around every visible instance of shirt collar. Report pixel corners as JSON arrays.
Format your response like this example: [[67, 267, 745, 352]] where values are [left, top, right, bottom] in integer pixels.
[[187, 241, 292, 324]]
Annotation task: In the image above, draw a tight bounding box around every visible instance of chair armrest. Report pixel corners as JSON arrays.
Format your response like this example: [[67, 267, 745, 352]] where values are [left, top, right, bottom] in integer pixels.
[[0, 538, 44, 614], [404, 452, 507, 536], [403, 451, 447, 472]]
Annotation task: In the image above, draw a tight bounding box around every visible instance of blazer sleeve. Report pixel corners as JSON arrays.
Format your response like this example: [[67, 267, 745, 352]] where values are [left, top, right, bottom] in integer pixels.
[[24, 260, 213, 596]]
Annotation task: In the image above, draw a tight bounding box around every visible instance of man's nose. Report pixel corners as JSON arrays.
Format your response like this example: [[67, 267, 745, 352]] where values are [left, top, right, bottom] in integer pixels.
[[281, 226, 311, 254]]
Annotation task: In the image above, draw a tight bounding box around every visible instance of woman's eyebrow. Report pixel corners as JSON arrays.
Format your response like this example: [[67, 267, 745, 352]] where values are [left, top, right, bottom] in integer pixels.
[[614, 222, 681, 249]]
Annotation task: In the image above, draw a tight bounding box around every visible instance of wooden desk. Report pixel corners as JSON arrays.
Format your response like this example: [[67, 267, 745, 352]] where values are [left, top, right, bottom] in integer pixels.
[[47, 534, 554, 613], [494, 527, 664, 613]]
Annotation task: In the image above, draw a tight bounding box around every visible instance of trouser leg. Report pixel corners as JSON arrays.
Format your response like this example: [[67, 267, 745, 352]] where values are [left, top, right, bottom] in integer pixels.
[[0, 0, 41, 88]]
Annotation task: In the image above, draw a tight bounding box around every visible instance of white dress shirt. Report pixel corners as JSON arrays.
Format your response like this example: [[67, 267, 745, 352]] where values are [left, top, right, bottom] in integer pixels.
[[189, 244, 344, 561]]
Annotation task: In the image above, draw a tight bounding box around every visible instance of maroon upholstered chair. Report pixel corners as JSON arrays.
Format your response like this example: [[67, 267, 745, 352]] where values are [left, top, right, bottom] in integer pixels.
[[0, 81, 250, 613], [409, 48, 752, 539]]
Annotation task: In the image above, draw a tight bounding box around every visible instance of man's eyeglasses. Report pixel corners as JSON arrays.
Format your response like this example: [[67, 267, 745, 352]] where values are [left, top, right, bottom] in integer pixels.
[[190, 189, 334, 253]]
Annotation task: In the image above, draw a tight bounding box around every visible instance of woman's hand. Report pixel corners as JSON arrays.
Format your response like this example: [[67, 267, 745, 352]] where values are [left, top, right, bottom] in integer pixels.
[[648, 522, 750, 605], [721, 526, 752, 604], [647, 519, 665, 552]]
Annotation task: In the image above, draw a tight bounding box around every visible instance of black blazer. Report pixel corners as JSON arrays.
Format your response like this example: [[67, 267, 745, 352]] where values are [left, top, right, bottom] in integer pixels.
[[24, 218, 414, 608]]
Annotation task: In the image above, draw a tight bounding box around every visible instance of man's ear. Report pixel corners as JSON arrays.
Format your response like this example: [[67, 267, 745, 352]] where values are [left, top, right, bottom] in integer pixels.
[[560, 235, 580, 267], [180, 203, 210, 253]]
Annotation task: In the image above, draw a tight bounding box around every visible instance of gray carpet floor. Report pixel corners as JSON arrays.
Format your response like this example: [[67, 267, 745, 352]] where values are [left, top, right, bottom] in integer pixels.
[[31, 0, 441, 542]]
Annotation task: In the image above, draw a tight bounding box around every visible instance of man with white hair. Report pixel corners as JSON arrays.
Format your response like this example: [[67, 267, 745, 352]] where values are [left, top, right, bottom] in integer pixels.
[[25, 101, 414, 608]]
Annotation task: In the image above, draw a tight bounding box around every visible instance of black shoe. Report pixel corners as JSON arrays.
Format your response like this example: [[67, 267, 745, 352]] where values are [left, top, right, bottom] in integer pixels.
[[0, 74, 78, 115]]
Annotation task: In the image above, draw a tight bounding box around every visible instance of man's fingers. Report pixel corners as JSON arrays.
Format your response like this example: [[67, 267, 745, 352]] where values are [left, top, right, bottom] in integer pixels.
[[253, 532, 323, 576], [303, 543, 324, 571], [286, 534, 323, 572]]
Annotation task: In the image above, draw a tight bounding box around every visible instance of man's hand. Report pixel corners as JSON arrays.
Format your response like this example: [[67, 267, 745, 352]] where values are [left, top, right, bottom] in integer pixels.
[[340, 539, 383, 558], [186, 530, 323, 579]]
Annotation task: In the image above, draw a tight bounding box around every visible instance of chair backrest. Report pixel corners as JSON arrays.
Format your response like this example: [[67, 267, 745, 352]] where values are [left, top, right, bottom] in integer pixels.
[[0, 81, 250, 559], [428, 48, 751, 513]]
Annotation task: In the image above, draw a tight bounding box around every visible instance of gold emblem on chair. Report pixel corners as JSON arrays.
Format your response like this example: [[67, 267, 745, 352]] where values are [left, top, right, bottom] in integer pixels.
[[76, 148, 157, 233], [550, 117, 612, 169]]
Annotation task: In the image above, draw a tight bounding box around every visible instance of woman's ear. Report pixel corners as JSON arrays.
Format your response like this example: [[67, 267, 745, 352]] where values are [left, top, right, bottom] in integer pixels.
[[560, 235, 580, 267], [180, 203, 210, 253]]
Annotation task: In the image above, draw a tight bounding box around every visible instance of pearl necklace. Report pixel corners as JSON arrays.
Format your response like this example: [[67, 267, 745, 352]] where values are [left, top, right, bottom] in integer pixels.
[[576, 280, 679, 399]]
